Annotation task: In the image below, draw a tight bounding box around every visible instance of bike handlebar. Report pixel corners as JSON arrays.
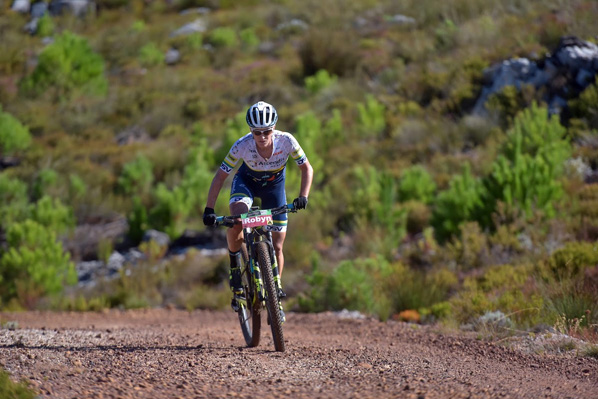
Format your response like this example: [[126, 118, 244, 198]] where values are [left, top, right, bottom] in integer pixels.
[[215, 203, 298, 228]]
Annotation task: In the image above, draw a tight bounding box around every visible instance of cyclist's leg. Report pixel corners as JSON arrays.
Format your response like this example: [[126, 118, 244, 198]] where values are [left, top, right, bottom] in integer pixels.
[[271, 231, 286, 276], [227, 174, 253, 252], [228, 175, 253, 303]]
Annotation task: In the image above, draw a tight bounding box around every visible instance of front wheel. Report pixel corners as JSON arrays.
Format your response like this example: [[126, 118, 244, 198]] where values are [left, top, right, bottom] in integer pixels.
[[256, 242, 285, 352], [238, 244, 261, 347]]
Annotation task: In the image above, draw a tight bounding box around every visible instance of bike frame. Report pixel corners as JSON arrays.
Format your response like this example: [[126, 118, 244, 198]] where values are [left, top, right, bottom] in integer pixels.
[[216, 203, 297, 351]]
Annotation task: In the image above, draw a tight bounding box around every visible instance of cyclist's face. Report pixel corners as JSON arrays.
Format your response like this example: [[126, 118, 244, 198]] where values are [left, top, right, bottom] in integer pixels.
[[251, 127, 274, 146]]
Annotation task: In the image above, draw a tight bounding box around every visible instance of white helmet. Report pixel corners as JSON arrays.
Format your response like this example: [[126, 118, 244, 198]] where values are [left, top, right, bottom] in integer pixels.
[[246, 101, 278, 129]]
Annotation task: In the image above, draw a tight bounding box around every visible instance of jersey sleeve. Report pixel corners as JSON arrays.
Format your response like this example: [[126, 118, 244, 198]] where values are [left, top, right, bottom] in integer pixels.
[[288, 134, 308, 166], [220, 140, 242, 174]]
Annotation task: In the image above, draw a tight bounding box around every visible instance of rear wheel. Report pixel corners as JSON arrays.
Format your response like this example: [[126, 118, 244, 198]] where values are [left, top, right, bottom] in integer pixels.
[[238, 244, 261, 347], [256, 242, 285, 352]]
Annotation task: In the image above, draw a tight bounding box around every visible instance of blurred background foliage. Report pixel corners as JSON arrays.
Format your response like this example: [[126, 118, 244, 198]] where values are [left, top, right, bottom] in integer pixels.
[[0, 0, 598, 341]]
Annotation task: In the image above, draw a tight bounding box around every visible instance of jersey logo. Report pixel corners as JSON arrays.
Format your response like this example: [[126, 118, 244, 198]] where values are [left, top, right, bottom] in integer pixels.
[[220, 163, 233, 173]]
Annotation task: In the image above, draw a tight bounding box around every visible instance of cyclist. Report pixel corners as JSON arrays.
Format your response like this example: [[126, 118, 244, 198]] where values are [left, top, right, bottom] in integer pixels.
[[202, 101, 313, 314]]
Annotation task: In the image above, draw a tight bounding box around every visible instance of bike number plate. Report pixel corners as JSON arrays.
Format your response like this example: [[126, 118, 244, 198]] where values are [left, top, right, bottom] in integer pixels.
[[241, 210, 273, 228]]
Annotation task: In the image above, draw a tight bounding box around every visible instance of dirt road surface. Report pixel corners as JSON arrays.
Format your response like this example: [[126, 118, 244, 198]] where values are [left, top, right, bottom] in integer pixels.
[[0, 309, 597, 399]]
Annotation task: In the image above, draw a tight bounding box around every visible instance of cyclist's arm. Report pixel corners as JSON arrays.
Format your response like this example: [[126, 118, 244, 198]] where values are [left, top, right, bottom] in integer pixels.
[[298, 159, 313, 198], [205, 168, 229, 209]]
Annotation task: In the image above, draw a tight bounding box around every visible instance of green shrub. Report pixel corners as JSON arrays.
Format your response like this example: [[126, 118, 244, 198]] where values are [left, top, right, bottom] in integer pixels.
[[326, 257, 403, 320], [568, 77, 598, 130], [486, 84, 539, 127], [0, 107, 31, 156], [20, 31, 107, 97], [450, 263, 543, 326], [240, 28, 259, 48], [0, 369, 36, 399], [446, 222, 489, 271], [305, 69, 338, 94], [349, 165, 407, 249], [208, 27, 238, 48], [541, 241, 598, 281], [0, 174, 29, 226], [29, 195, 75, 235], [186, 33, 204, 50], [149, 184, 192, 238], [117, 154, 154, 197], [357, 95, 386, 137], [482, 103, 570, 223], [37, 14, 55, 37], [431, 163, 485, 242], [294, 111, 324, 183], [32, 168, 58, 201], [127, 196, 149, 244], [435, 19, 459, 50], [139, 42, 164, 67], [398, 165, 437, 204], [0, 220, 76, 308]]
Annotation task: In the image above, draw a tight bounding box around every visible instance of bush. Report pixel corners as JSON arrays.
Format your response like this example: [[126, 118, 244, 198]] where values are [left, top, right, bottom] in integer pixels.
[[29, 195, 75, 235], [0, 220, 76, 308], [0, 107, 31, 156], [139, 42, 164, 67], [117, 154, 154, 197], [305, 69, 338, 94], [568, 78, 598, 131], [431, 163, 485, 242], [541, 241, 598, 281], [0, 369, 36, 399], [357, 95, 386, 137], [36, 14, 55, 37], [398, 165, 437, 204], [208, 27, 238, 48], [0, 174, 29, 226], [482, 103, 570, 223], [240, 28, 259, 48], [20, 31, 107, 98], [149, 184, 192, 238]]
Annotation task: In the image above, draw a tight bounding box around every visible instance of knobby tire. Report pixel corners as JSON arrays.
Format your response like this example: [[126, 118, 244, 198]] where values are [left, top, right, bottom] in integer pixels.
[[238, 244, 261, 347], [256, 242, 285, 352]]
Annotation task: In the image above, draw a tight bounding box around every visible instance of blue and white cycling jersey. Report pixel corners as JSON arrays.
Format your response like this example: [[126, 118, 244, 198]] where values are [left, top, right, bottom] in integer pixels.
[[220, 130, 307, 181], [220, 130, 308, 232]]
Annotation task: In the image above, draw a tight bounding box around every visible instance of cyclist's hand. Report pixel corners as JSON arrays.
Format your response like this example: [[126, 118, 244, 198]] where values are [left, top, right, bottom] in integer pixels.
[[203, 207, 217, 226], [293, 196, 308, 210]]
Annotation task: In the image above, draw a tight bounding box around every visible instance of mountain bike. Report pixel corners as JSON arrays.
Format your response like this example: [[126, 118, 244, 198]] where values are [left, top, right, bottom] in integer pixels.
[[216, 203, 298, 352]]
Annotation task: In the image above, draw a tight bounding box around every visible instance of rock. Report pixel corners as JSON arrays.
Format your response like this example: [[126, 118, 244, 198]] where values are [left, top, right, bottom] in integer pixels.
[[473, 36, 598, 117], [49, 0, 95, 17], [30, 1, 48, 18], [107, 251, 126, 274], [115, 125, 151, 146], [179, 7, 210, 15], [11, 0, 30, 13], [142, 230, 170, 247], [170, 19, 207, 37], [276, 19, 309, 33], [165, 48, 181, 65], [387, 14, 416, 25]]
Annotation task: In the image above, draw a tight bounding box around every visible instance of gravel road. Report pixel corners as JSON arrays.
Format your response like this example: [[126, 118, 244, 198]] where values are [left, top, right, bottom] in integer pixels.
[[0, 309, 597, 399]]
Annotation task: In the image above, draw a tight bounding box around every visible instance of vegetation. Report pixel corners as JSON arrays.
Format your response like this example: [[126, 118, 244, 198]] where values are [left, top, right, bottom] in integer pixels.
[[1, 0, 598, 342], [0, 369, 36, 399]]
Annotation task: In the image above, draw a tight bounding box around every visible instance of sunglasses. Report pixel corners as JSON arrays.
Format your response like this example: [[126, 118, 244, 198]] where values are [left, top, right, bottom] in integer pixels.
[[251, 128, 273, 136]]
